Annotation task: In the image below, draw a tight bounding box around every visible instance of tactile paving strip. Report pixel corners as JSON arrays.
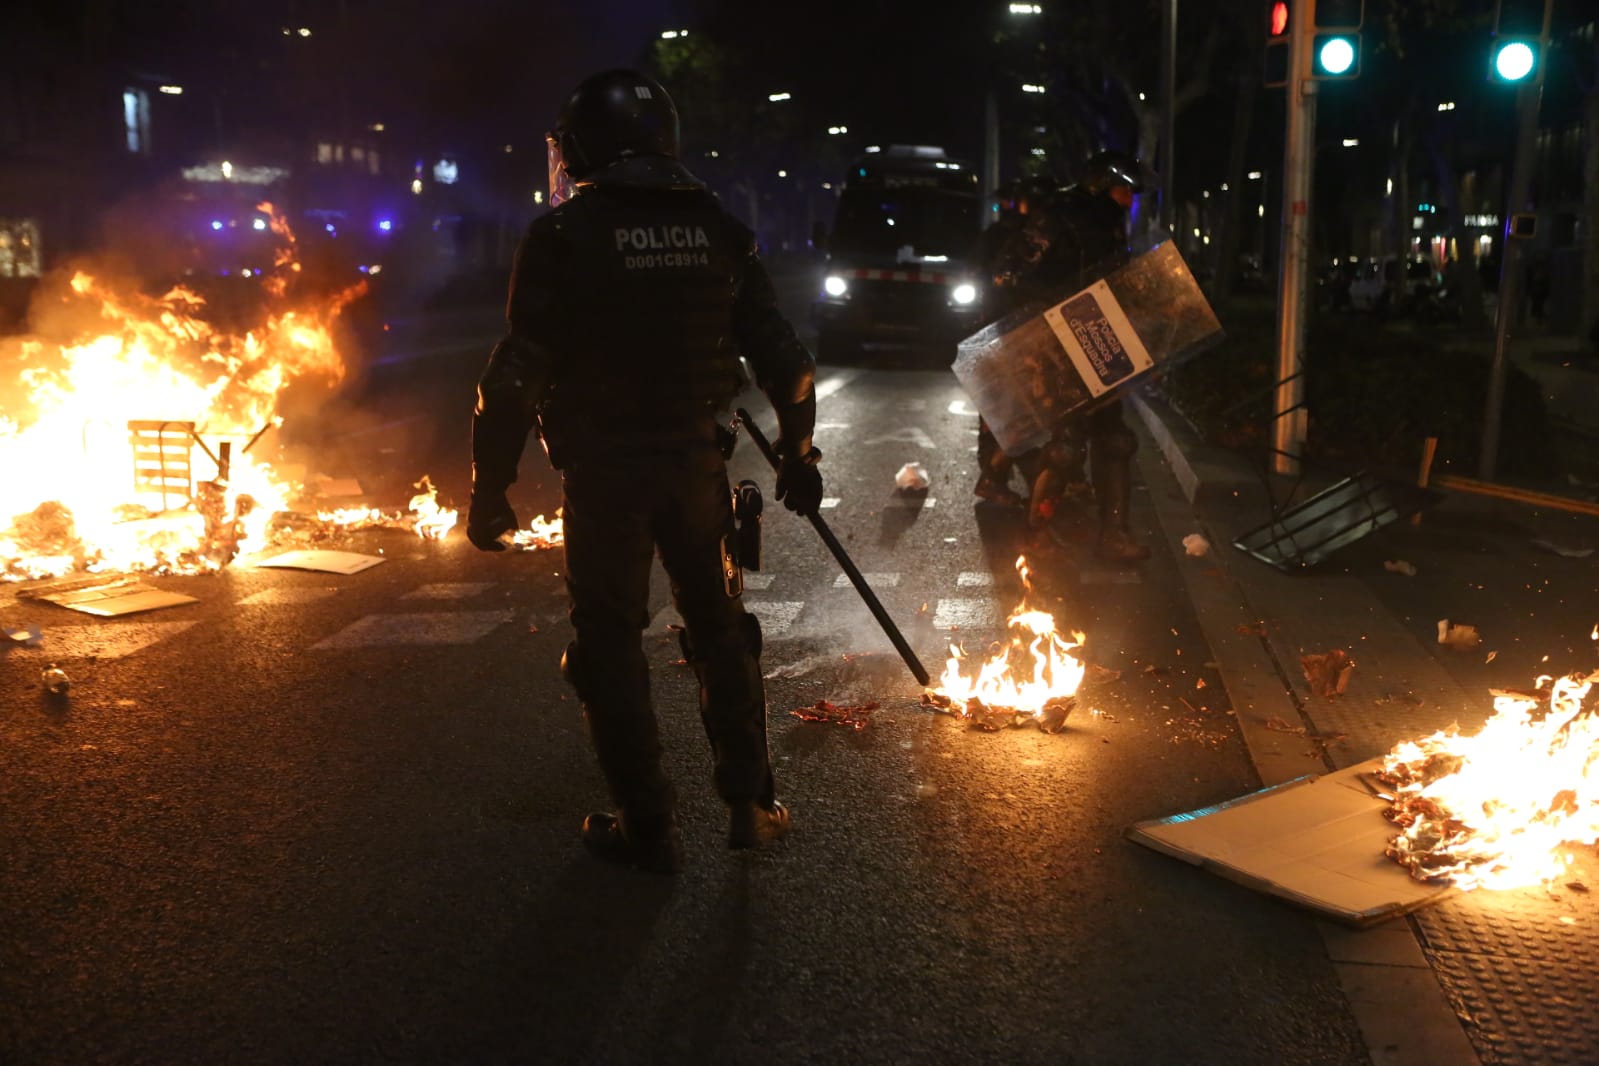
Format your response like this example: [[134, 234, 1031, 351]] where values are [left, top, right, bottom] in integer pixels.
[[1414, 849, 1599, 1065]]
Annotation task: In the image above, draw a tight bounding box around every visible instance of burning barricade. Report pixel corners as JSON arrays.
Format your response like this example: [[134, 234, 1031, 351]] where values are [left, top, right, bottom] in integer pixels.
[[0, 206, 468, 580], [921, 556, 1086, 733]]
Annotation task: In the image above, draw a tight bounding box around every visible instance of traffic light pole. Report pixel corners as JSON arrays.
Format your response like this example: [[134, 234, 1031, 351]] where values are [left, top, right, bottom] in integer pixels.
[[1272, 0, 1316, 476], [1479, 0, 1551, 481], [1479, 81, 1541, 481]]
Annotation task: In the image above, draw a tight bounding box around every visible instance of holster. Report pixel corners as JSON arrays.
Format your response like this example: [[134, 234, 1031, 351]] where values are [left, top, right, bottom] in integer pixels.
[[732, 479, 762, 573]]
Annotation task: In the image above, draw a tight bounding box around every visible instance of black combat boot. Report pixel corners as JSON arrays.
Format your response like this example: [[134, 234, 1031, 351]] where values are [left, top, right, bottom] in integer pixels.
[[582, 811, 684, 874], [727, 800, 792, 849]]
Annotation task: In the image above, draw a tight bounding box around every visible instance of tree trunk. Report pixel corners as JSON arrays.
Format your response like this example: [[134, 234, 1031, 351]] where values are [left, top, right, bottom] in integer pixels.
[[1386, 113, 1414, 311], [1211, 58, 1257, 305], [1584, 37, 1599, 348]]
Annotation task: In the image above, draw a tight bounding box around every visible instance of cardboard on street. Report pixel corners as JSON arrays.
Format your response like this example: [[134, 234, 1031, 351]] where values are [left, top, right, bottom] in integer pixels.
[[1127, 758, 1452, 927], [253, 549, 386, 575], [17, 577, 199, 617]]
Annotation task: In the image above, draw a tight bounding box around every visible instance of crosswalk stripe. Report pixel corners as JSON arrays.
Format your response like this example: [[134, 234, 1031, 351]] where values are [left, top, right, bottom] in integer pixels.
[[401, 582, 495, 600], [819, 498, 841, 509], [7, 621, 198, 661], [310, 610, 514, 650], [742, 573, 775, 590], [833, 572, 899, 589], [956, 571, 994, 587], [932, 598, 999, 629], [239, 587, 337, 606], [746, 600, 804, 635]]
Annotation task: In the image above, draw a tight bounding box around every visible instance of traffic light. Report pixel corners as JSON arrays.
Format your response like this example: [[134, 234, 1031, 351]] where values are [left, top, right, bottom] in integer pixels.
[[1310, 0, 1362, 80], [1489, 0, 1548, 85], [1264, 2, 1290, 88]]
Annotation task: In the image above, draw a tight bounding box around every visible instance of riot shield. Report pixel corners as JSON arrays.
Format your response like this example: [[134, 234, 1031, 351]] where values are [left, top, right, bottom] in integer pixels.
[[953, 240, 1223, 456]]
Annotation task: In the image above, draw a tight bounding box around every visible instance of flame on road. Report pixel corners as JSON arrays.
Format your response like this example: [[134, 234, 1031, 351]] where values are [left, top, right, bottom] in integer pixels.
[[923, 555, 1086, 730], [1381, 627, 1599, 890], [1, 206, 457, 579], [508, 511, 563, 551]]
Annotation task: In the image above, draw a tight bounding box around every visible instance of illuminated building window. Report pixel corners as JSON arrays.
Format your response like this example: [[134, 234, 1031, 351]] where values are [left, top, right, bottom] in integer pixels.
[[317, 142, 333, 164], [368, 150, 380, 175], [0, 218, 43, 278], [351, 145, 365, 163], [334, 144, 345, 163], [122, 88, 150, 155]]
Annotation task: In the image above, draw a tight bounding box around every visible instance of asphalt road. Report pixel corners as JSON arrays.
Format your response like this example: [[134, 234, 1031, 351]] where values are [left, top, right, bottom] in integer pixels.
[[0, 274, 1372, 1065]]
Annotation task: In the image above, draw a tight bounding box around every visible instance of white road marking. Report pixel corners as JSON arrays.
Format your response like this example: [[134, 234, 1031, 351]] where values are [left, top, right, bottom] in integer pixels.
[[834, 572, 899, 589], [310, 610, 514, 649], [933, 598, 999, 629], [900, 398, 928, 411], [819, 498, 841, 509], [8, 621, 199, 661], [814, 422, 852, 432], [238, 587, 338, 606], [746, 600, 804, 634], [401, 582, 495, 600], [947, 399, 979, 417], [957, 572, 994, 587], [864, 426, 937, 450], [742, 573, 776, 590], [814, 369, 863, 401]]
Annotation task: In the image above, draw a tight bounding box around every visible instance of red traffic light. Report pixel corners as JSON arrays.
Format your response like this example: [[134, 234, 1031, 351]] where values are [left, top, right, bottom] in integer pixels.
[[1270, 1, 1289, 36]]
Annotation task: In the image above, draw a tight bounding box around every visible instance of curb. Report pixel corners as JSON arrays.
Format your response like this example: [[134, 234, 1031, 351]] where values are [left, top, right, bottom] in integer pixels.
[[1129, 386, 1484, 1066]]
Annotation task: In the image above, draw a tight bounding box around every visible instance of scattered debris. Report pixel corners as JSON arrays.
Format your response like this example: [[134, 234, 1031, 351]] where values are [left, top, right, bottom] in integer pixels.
[[1084, 663, 1123, 685], [4, 626, 43, 649], [1236, 621, 1268, 637], [254, 549, 386, 575], [1301, 649, 1355, 698], [1531, 538, 1594, 560], [18, 576, 199, 617], [1182, 533, 1211, 557], [41, 664, 70, 695], [1484, 650, 1497, 664], [1383, 559, 1418, 577], [1264, 714, 1348, 750], [894, 462, 930, 492], [1437, 619, 1482, 650], [921, 691, 1075, 734], [791, 699, 878, 732]]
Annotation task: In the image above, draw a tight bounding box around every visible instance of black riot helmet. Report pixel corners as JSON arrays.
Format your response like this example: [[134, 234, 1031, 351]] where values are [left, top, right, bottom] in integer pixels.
[[1080, 150, 1155, 209], [546, 69, 680, 205]]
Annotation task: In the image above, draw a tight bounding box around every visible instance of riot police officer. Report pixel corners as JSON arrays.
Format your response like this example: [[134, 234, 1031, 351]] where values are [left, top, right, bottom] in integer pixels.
[[467, 69, 823, 874], [974, 151, 1152, 565]]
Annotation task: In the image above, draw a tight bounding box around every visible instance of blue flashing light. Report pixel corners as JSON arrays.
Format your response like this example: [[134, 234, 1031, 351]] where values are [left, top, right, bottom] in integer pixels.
[[358, 264, 370, 273], [325, 223, 336, 235], [210, 219, 224, 231], [377, 218, 393, 232]]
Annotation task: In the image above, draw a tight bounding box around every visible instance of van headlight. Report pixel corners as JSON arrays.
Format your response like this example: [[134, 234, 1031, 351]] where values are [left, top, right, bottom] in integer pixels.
[[823, 274, 849, 297], [951, 282, 978, 305]]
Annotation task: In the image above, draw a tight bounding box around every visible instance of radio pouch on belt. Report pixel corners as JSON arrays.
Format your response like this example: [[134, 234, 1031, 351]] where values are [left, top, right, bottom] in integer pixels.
[[733, 479, 763, 573]]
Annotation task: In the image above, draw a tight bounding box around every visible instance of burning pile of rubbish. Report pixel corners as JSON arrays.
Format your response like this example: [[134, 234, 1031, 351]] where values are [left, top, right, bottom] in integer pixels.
[[921, 556, 1086, 732], [1378, 626, 1599, 891], [0, 205, 485, 581]]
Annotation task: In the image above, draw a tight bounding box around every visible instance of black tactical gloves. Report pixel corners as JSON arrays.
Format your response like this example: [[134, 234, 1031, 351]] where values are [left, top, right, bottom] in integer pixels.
[[467, 489, 519, 551], [775, 445, 823, 516]]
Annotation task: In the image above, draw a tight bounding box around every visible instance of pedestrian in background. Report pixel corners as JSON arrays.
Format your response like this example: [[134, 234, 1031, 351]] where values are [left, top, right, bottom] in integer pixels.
[[466, 69, 823, 874]]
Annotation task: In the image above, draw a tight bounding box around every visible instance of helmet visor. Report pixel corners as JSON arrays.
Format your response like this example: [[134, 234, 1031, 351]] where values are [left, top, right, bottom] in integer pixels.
[[546, 132, 576, 207]]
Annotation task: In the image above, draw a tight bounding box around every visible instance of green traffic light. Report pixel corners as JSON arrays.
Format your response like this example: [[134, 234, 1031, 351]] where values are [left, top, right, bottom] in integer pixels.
[[1493, 41, 1536, 82], [1317, 36, 1357, 76]]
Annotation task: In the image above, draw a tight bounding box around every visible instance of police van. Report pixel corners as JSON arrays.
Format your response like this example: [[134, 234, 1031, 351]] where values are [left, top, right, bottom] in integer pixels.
[[812, 145, 983, 361]]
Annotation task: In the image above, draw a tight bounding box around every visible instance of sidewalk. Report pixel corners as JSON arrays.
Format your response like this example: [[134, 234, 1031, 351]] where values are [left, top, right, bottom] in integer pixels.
[[1131, 384, 1599, 1066]]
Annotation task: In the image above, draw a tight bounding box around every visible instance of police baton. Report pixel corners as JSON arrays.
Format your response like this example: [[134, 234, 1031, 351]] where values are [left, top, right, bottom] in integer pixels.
[[735, 408, 931, 687]]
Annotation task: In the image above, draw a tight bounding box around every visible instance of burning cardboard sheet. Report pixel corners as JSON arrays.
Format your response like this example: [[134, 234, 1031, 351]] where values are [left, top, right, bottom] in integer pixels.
[[253, 549, 386, 575], [1128, 759, 1451, 927], [17, 575, 198, 616]]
